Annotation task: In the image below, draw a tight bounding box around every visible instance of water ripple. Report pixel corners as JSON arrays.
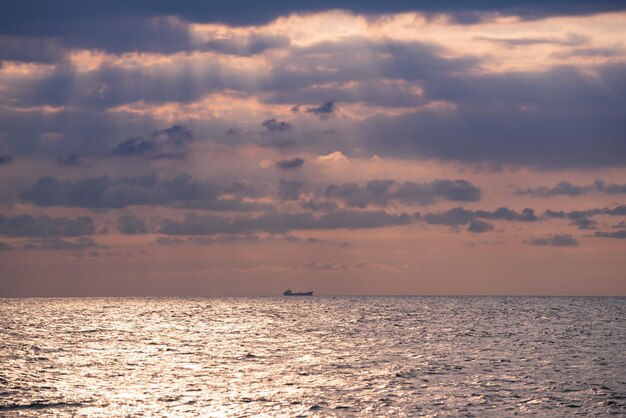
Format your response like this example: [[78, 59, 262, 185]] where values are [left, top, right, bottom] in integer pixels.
[[0, 296, 624, 416]]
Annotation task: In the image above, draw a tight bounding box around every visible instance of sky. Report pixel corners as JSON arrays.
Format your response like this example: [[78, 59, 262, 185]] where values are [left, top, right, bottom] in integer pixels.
[[0, 1, 625, 296]]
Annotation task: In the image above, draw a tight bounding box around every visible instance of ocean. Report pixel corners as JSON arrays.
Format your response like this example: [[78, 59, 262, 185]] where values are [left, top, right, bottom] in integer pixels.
[[1, 297, 624, 416]]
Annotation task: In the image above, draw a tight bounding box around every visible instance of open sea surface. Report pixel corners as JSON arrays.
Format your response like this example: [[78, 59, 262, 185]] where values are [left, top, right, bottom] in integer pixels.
[[1, 297, 624, 416]]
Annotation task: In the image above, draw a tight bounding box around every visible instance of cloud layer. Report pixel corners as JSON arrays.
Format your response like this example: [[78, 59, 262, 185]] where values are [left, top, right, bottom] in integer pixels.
[[0, 3, 625, 296]]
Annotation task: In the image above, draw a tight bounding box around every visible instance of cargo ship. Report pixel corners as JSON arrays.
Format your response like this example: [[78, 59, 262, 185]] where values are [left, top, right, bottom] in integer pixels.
[[283, 289, 313, 296]]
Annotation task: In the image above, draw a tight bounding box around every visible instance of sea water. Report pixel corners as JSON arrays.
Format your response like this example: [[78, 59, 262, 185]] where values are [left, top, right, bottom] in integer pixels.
[[1, 297, 624, 416]]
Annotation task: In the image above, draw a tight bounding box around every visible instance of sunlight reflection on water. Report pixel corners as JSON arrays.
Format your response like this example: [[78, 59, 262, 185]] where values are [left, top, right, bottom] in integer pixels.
[[1, 297, 625, 416]]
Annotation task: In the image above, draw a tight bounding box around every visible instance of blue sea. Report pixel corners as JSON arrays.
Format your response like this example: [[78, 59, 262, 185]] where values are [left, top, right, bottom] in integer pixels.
[[1, 297, 624, 416]]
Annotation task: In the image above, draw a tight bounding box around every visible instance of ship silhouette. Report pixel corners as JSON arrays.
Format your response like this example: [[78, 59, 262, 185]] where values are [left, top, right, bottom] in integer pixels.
[[283, 288, 313, 296]]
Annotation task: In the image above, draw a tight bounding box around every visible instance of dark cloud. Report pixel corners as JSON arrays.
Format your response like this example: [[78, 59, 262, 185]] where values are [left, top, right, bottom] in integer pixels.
[[324, 179, 481, 208], [569, 218, 597, 230], [605, 205, 626, 215], [278, 179, 304, 201], [305, 101, 339, 118], [275, 157, 305, 170], [117, 215, 149, 234], [155, 124, 193, 145], [593, 230, 626, 239], [543, 209, 599, 220], [422, 207, 474, 226], [0, 241, 12, 250], [23, 236, 100, 250], [159, 212, 311, 236], [361, 62, 626, 168], [423, 207, 538, 226], [316, 210, 411, 229], [0, 214, 96, 237], [3, 1, 623, 40], [594, 180, 626, 194], [525, 234, 579, 247], [266, 39, 477, 107], [300, 199, 339, 212], [262, 118, 292, 133], [21, 173, 268, 211], [113, 137, 157, 156], [111, 125, 193, 159], [188, 235, 262, 245], [56, 154, 81, 167], [0, 19, 287, 61], [467, 219, 494, 233], [475, 207, 538, 222], [516, 180, 626, 197], [516, 181, 589, 197], [292, 101, 339, 119], [543, 206, 626, 229], [0, 153, 13, 165], [159, 209, 412, 236], [5, 36, 622, 171]]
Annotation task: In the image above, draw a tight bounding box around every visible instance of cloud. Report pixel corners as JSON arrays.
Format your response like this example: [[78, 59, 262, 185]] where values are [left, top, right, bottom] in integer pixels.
[[466, 219, 494, 233], [111, 125, 193, 159], [292, 101, 340, 119], [3, 34, 623, 171], [324, 179, 481, 208], [594, 180, 626, 194], [275, 157, 305, 170], [593, 230, 626, 239], [516, 181, 589, 197], [188, 235, 262, 246], [278, 179, 304, 201], [21, 173, 268, 211], [113, 137, 156, 156], [423, 207, 538, 226], [569, 218, 597, 230], [158, 209, 412, 236], [0, 214, 96, 237], [361, 62, 626, 168], [516, 180, 626, 197], [117, 215, 149, 234], [543, 208, 612, 229], [606, 205, 626, 215], [305, 101, 339, 118], [525, 234, 579, 247], [262, 118, 292, 133], [3, 2, 623, 41], [23, 236, 100, 250], [0, 153, 13, 165], [317, 151, 349, 163], [300, 199, 339, 212], [56, 154, 81, 167], [0, 241, 13, 250], [422, 207, 474, 226]]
